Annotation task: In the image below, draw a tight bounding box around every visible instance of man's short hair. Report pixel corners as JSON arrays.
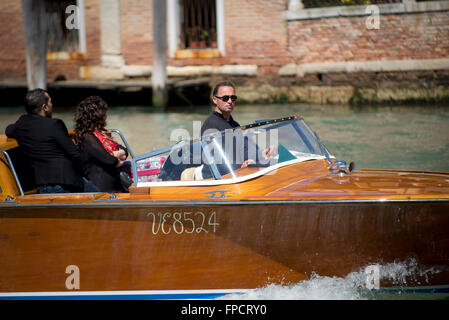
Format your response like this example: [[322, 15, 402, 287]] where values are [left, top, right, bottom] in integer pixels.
[[212, 81, 235, 97], [24, 88, 49, 114]]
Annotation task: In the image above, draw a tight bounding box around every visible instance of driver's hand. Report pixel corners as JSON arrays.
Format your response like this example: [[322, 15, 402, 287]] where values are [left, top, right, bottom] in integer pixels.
[[240, 159, 256, 168]]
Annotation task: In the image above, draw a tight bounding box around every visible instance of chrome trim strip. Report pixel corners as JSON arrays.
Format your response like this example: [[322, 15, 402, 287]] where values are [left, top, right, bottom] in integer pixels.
[[108, 129, 134, 159], [314, 132, 333, 166], [1, 198, 448, 208], [0, 149, 24, 196]]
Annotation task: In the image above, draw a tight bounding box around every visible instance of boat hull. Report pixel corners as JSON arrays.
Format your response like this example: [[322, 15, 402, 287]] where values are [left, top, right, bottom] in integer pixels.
[[1, 200, 448, 294]]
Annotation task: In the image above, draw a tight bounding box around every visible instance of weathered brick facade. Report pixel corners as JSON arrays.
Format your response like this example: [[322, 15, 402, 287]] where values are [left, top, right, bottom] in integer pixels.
[[0, 0, 448, 104], [287, 12, 449, 64], [0, 1, 26, 81], [121, 0, 153, 65]]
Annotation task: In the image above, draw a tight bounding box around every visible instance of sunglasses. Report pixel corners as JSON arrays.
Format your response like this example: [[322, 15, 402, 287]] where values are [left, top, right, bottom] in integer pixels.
[[215, 95, 237, 102]]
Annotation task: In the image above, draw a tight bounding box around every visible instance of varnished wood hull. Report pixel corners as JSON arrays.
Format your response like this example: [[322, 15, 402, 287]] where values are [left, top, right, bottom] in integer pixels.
[[1, 200, 449, 294]]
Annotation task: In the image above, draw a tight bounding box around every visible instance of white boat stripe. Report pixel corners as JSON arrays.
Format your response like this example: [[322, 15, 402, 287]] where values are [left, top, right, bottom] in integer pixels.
[[0, 289, 251, 297]]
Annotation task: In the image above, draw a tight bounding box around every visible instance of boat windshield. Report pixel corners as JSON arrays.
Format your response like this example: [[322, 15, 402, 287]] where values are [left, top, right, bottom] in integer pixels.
[[132, 116, 326, 184]]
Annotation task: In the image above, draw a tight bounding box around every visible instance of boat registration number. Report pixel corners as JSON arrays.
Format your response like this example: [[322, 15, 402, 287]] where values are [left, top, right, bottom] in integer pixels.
[[146, 211, 219, 235]]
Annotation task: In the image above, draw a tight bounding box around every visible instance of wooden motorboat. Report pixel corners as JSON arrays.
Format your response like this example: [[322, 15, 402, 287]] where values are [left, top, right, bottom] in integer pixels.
[[1, 116, 448, 299]]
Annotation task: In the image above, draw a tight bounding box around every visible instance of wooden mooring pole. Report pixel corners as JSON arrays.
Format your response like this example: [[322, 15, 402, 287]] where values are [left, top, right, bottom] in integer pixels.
[[21, 0, 47, 90], [152, 0, 168, 107]]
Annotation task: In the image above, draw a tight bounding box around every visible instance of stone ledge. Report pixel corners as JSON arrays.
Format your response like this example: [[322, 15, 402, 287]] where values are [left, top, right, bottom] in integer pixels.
[[80, 64, 258, 80], [283, 1, 449, 20], [79, 66, 124, 80], [279, 58, 449, 77], [167, 65, 258, 77], [238, 83, 449, 105], [123, 65, 152, 77]]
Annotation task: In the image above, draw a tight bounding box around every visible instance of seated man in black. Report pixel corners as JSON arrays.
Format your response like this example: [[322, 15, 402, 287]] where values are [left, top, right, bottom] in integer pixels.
[[159, 82, 241, 181], [200, 81, 268, 174], [5, 89, 95, 193], [159, 82, 270, 181]]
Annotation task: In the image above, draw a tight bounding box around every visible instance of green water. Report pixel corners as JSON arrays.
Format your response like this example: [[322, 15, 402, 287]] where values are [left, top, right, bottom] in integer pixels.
[[2, 103, 448, 172]]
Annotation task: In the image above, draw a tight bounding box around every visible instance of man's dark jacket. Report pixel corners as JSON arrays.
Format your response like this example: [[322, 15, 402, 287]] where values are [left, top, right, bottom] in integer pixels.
[[201, 111, 240, 136], [6, 114, 85, 189]]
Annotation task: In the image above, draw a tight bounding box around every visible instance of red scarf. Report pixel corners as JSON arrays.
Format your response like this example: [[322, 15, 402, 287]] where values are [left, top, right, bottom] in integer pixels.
[[93, 130, 119, 155]]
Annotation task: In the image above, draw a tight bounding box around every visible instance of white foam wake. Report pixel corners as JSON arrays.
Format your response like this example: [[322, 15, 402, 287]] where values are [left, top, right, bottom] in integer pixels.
[[217, 258, 442, 300]]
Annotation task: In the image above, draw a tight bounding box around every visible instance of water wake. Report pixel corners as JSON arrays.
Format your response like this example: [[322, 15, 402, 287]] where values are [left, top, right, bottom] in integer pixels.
[[218, 258, 442, 300]]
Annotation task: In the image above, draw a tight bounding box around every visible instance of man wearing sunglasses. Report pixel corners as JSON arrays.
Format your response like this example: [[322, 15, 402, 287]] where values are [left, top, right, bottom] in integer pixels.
[[201, 81, 240, 136]]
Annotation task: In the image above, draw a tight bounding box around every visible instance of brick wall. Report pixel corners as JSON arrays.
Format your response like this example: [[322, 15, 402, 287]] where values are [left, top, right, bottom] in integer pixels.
[[224, 0, 289, 75], [0, 0, 448, 83], [83, 0, 101, 65], [0, 1, 26, 81], [0, 0, 102, 82], [121, 0, 153, 66], [287, 12, 449, 64]]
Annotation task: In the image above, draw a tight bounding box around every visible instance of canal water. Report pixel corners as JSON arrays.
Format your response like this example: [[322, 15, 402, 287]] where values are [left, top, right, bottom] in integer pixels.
[[1, 103, 449, 300], [2, 102, 448, 172]]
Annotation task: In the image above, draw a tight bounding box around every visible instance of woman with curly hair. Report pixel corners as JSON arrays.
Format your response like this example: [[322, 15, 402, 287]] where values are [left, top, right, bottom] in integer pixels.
[[74, 96, 130, 192]]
